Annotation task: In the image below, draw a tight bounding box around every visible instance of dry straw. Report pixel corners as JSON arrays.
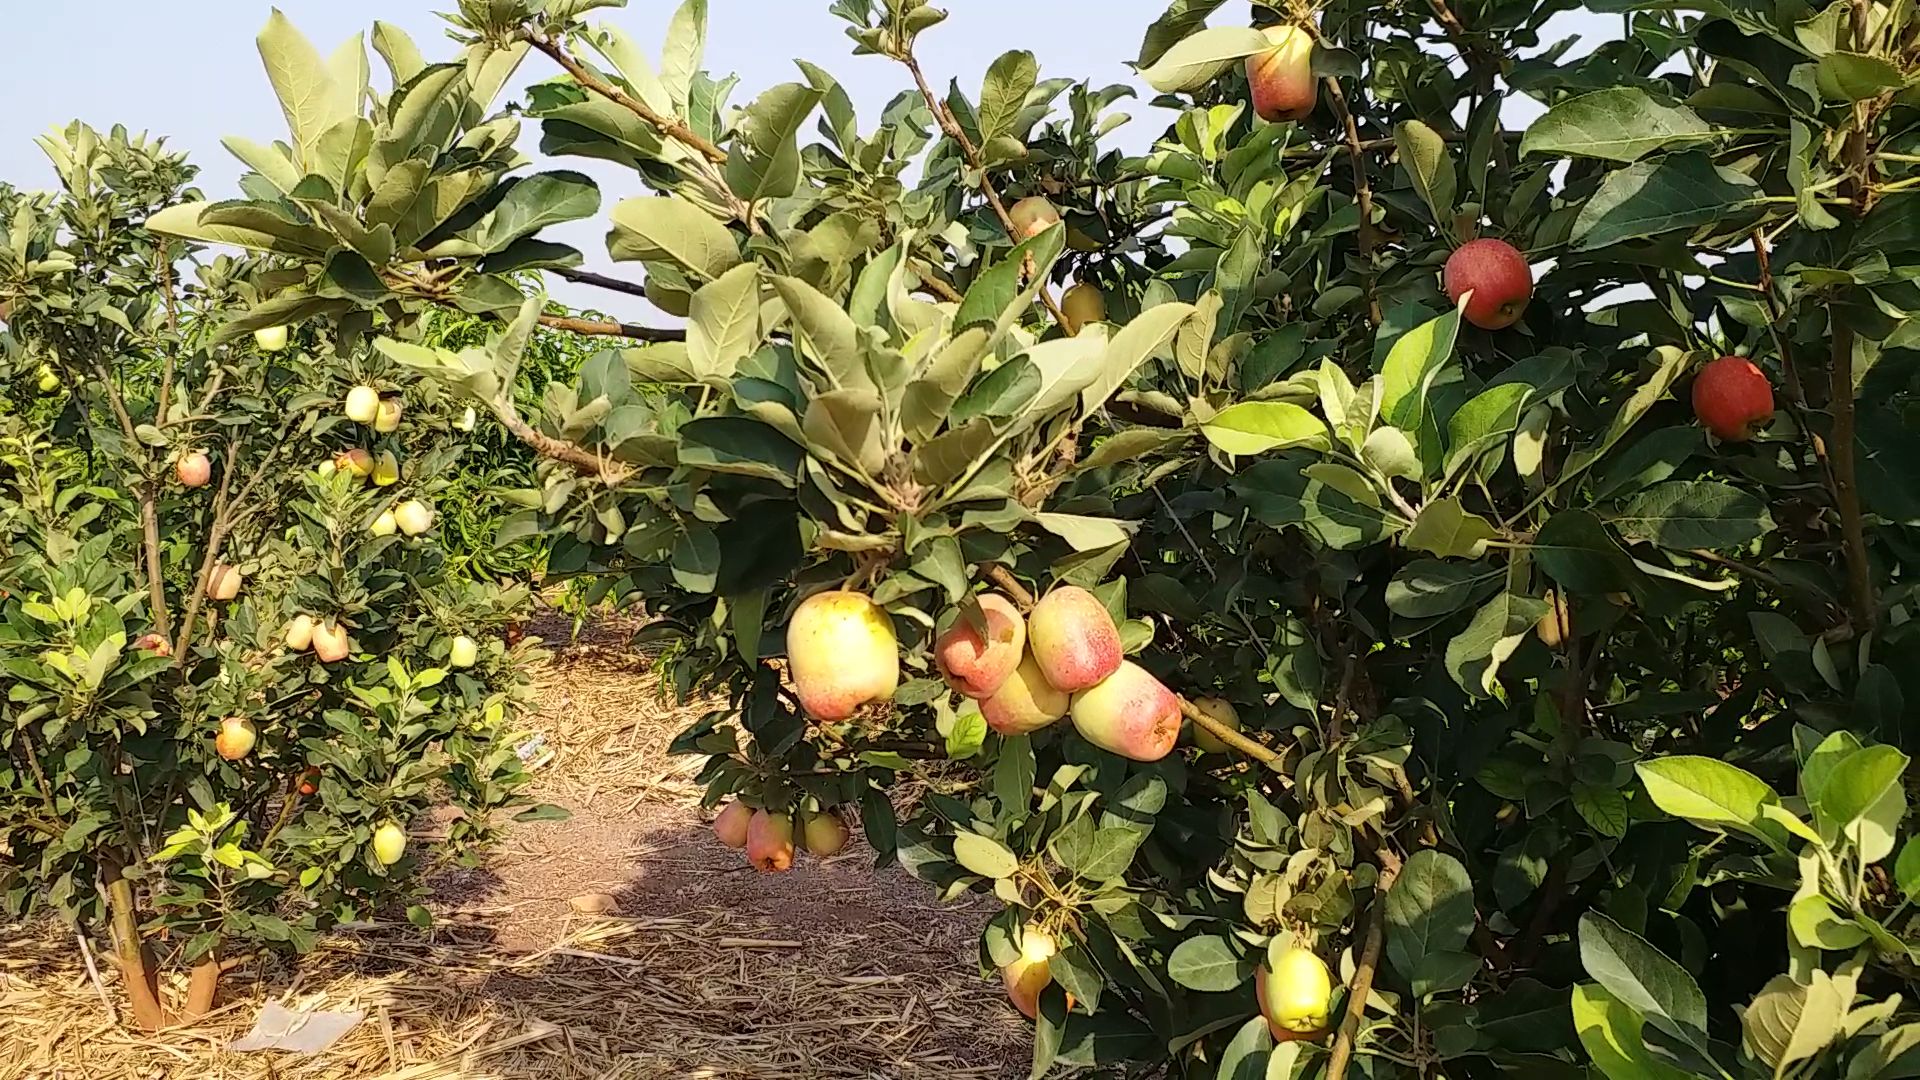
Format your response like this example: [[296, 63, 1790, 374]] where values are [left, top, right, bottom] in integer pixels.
[[0, 612, 1027, 1079]]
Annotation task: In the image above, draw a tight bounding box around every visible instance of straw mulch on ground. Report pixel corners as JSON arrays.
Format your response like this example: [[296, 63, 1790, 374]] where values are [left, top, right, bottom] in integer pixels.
[[0, 614, 1030, 1079]]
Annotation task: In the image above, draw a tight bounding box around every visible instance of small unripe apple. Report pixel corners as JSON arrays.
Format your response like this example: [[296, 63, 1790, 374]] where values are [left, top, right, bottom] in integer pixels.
[[206, 563, 244, 601], [1060, 282, 1107, 336], [371, 450, 400, 487], [1256, 948, 1335, 1040], [801, 810, 851, 857], [370, 509, 398, 537], [393, 499, 433, 536], [1188, 696, 1242, 754], [374, 398, 403, 433], [133, 632, 172, 658], [1008, 196, 1061, 241], [1692, 355, 1775, 442], [344, 385, 381, 425], [285, 614, 314, 651], [175, 450, 211, 488], [456, 406, 478, 432], [334, 448, 373, 478], [448, 634, 478, 669], [713, 801, 752, 848], [214, 717, 257, 761], [1002, 926, 1059, 1019], [1246, 25, 1316, 122], [254, 325, 290, 352], [311, 620, 351, 663], [1444, 238, 1533, 330], [371, 821, 407, 866], [36, 365, 61, 394]]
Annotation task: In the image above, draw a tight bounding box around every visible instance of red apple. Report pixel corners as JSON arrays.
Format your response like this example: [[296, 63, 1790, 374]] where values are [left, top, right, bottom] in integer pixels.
[[1692, 355, 1775, 442], [175, 451, 211, 488], [1444, 238, 1533, 330]]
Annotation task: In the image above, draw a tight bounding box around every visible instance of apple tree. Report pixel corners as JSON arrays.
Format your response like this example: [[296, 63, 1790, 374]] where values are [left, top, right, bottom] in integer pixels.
[[0, 121, 559, 1029], [91, 0, 1920, 1075]]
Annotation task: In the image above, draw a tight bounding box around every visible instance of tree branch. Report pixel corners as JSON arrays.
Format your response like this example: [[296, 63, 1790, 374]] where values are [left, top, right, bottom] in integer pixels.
[[550, 266, 652, 300], [492, 397, 635, 486], [539, 312, 685, 342], [1327, 852, 1398, 1080], [1830, 0, 1879, 634]]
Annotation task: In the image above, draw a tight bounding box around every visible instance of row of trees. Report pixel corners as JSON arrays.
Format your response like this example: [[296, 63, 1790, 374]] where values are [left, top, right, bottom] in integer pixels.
[[4, 0, 1917, 1076]]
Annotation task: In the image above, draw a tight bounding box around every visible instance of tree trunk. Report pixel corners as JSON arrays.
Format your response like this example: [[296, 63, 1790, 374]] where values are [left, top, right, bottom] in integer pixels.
[[181, 949, 220, 1020], [102, 859, 170, 1031]]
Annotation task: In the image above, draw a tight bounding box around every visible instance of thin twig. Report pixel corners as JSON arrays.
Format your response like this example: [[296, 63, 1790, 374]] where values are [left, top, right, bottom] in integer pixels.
[[77, 932, 119, 1025], [550, 267, 652, 300], [1321, 78, 1381, 326], [523, 33, 727, 166], [1830, 0, 1879, 633]]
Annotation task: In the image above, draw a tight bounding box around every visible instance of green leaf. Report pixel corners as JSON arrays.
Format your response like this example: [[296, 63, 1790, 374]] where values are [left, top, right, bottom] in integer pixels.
[[1032, 512, 1137, 553], [687, 262, 761, 381], [1166, 934, 1251, 992], [1444, 382, 1533, 475], [1386, 559, 1502, 619], [1384, 850, 1476, 982], [1896, 836, 1920, 900], [1813, 744, 1908, 834], [946, 705, 989, 759], [1635, 756, 1780, 843], [1201, 401, 1330, 456], [978, 51, 1039, 143], [1571, 984, 1698, 1080], [1379, 306, 1462, 454], [1395, 119, 1457, 222], [1559, 347, 1690, 490], [769, 275, 870, 393], [659, 0, 708, 113], [257, 11, 361, 165], [1139, 26, 1270, 93], [1217, 1016, 1273, 1080], [1445, 591, 1552, 697], [1815, 51, 1907, 101], [724, 83, 821, 202], [1744, 972, 1848, 1074], [606, 195, 742, 280], [1572, 153, 1762, 251], [1520, 87, 1712, 162], [1788, 894, 1871, 951], [1573, 783, 1630, 838], [1578, 913, 1709, 1050], [951, 831, 1019, 879], [1611, 481, 1774, 550], [1403, 498, 1500, 559], [469, 171, 601, 252], [1080, 302, 1198, 414]]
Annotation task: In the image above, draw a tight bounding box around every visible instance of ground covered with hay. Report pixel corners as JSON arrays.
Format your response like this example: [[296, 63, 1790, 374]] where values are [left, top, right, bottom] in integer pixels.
[[0, 618, 1031, 1079]]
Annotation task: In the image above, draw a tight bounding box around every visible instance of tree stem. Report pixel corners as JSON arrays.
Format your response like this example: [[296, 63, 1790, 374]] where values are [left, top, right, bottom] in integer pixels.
[[103, 859, 169, 1031]]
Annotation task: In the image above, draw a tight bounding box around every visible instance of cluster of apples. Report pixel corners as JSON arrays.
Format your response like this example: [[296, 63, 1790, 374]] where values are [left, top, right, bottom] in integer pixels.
[[316, 383, 435, 536], [783, 582, 1185, 762], [1007, 197, 1107, 336], [283, 612, 353, 663], [711, 801, 850, 872]]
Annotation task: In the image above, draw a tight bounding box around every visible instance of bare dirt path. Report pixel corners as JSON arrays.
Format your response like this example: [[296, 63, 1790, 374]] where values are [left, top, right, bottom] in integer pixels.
[[0, 618, 1030, 1080]]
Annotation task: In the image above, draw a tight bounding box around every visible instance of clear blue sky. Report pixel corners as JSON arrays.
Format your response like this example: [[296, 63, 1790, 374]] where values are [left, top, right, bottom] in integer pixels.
[[0, 2, 1599, 318]]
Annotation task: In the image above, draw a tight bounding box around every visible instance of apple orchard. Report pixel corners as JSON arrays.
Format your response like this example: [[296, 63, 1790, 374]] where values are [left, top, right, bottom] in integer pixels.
[[6, 0, 1920, 1078]]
